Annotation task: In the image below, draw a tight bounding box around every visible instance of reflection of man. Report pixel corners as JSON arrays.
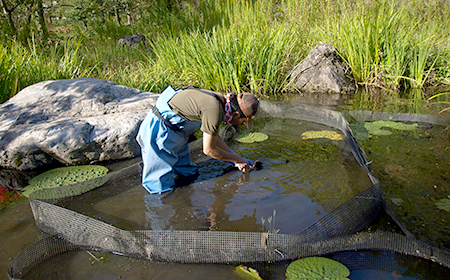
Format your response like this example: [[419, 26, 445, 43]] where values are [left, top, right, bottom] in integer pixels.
[[144, 193, 175, 230], [136, 86, 260, 195]]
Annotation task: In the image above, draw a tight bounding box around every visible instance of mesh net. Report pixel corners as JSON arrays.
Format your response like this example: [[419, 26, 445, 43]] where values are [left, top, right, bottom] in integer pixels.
[[8, 101, 450, 279]]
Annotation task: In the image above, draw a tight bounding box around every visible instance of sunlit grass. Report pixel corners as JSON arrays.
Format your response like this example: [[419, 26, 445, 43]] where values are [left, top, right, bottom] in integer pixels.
[[0, 38, 86, 103], [1, 0, 450, 104]]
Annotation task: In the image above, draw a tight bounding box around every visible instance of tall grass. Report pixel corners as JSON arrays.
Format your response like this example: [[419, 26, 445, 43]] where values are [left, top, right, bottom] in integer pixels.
[[0, 38, 86, 103], [1, 0, 450, 105], [319, 0, 445, 90], [151, 24, 299, 97]]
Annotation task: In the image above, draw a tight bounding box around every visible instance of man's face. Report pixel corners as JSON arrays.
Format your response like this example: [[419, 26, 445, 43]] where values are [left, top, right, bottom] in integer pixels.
[[230, 112, 254, 127]]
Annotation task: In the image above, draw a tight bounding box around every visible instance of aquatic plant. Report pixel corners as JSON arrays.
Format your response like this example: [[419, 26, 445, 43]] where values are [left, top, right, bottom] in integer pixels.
[[371, 120, 418, 131], [233, 265, 262, 280], [235, 132, 269, 143], [355, 120, 419, 138], [285, 256, 350, 279], [0, 187, 24, 210], [428, 91, 450, 114], [261, 209, 280, 234], [22, 165, 109, 198], [435, 196, 450, 212], [301, 130, 343, 141]]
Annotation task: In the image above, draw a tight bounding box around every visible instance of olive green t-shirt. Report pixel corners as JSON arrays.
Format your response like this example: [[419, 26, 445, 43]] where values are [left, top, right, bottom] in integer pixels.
[[168, 88, 225, 136]]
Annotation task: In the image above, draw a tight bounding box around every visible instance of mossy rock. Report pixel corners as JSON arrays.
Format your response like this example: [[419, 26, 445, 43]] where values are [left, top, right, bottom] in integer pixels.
[[22, 165, 109, 199], [235, 132, 269, 143], [286, 257, 350, 280], [301, 130, 343, 141]]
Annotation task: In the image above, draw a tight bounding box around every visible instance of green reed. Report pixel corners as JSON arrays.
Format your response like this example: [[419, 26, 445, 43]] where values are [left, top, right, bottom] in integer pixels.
[[319, 0, 447, 90], [1, 0, 450, 104], [151, 20, 300, 97], [0, 38, 86, 103]]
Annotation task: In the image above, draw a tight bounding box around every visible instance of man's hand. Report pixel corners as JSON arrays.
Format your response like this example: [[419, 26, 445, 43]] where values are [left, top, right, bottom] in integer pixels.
[[235, 160, 250, 172]]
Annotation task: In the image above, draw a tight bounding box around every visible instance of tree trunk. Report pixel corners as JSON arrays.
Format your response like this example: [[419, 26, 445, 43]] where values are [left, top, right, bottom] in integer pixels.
[[98, 0, 105, 23], [36, 0, 48, 43], [1, 0, 18, 36], [115, 8, 121, 24]]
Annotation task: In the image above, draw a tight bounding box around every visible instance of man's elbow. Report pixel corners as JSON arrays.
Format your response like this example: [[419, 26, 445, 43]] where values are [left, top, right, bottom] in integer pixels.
[[203, 147, 219, 159]]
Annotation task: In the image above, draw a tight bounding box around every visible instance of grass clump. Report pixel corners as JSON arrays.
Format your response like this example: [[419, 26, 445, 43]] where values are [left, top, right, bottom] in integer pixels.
[[1, 0, 450, 105]]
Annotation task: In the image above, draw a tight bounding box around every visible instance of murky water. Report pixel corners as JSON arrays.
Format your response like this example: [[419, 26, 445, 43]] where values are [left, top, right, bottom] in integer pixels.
[[1, 100, 449, 279], [358, 123, 450, 247], [59, 118, 371, 235]]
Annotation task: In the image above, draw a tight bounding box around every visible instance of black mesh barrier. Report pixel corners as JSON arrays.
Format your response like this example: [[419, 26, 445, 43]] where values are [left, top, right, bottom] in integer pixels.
[[7, 101, 450, 279]]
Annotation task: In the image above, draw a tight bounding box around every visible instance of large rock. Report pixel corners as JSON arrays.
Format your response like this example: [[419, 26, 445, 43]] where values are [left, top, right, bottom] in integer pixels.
[[0, 78, 159, 170], [289, 42, 356, 94], [118, 34, 146, 47]]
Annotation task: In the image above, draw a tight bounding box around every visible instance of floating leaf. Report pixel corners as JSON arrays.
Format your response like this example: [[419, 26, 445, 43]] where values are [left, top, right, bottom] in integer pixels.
[[371, 129, 393, 136], [286, 257, 350, 280], [22, 165, 109, 198], [301, 130, 343, 141], [371, 120, 418, 130], [234, 265, 263, 280], [235, 132, 269, 143], [435, 196, 450, 212]]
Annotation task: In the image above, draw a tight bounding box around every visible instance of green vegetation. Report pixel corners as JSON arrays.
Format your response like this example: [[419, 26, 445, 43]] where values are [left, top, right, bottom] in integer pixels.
[[22, 165, 109, 198], [235, 132, 269, 143], [1, 0, 450, 109], [233, 265, 263, 280], [286, 257, 350, 279], [301, 130, 343, 141]]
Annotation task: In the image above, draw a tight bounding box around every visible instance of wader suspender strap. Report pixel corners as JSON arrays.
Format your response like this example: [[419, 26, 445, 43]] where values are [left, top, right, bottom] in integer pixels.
[[152, 106, 182, 131]]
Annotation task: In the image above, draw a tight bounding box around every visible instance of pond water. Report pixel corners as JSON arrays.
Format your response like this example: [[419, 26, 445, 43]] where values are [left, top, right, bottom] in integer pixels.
[[55, 118, 371, 235], [357, 123, 450, 247], [1, 89, 450, 279]]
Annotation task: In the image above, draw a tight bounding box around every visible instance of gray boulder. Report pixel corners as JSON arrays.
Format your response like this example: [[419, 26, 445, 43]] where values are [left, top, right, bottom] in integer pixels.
[[118, 34, 146, 47], [0, 78, 159, 170], [289, 42, 356, 94]]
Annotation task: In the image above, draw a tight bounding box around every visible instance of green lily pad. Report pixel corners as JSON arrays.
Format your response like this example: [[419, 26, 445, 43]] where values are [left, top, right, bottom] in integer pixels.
[[234, 265, 262, 280], [435, 196, 450, 212], [235, 132, 269, 143], [22, 165, 109, 199], [363, 121, 418, 137], [301, 130, 343, 141], [371, 120, 418, 130], [371, 129, 393, 136], [286, 257, 350, 280], [349, 123, 371, 141]]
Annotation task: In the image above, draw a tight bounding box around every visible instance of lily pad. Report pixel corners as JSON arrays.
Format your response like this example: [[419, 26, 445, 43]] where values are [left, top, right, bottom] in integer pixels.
[[22, 165, 109, 198], [349, 123, 371, 141], [286, 257, 350, 280], [234, 265, 262, 280], [235, 132, 269, 143], [371, 129, 393, 136], [363, 121, 418, 137], [371, 120, 418, 130], [435, 196, 450, 212], [301, 130, 343, 141]]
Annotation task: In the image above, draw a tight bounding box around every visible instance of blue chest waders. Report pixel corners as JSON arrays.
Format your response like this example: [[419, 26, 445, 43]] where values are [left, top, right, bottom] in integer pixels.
[[136, 86, 201, 194]]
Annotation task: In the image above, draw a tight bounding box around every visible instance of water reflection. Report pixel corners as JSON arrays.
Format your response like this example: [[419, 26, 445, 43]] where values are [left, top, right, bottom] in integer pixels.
[[342, 87, 450, 115]]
